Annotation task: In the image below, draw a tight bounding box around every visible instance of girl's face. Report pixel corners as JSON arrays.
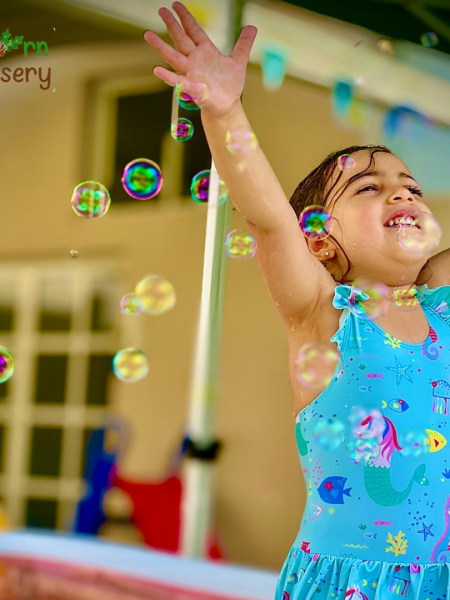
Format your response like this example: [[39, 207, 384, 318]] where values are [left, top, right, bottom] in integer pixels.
[[319, 150, 432, 285]]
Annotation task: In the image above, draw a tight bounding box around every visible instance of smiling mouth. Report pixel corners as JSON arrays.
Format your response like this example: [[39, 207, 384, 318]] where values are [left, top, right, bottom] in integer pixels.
[[384, 216, 420, 229]]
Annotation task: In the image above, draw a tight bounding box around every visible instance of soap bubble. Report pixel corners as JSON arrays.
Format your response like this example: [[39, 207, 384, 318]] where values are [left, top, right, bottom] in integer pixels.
[[71, 181, 111, 218], [225, 229, 257, 260], [352, 277, 389, 320], [171, 118, 194, 142], [398, 427, 430, 461], [313, 418, 345, 451], [294, 342, 340, 390], [0, 347, 14, 384], [225, 127, 258, 154], [175, 80, 209, 110], [421, 32, 439, 48], [299, 206, 334, 240], [346, 437, 377, 464], [120, 293, 141, 315], [337, 155, 356, 171], [397, 211, 441, 257], [112, 348, 148, 382], [348, 405, 385, 441], [135, 274, 176, 316], [393, 285, 419, 312], [190, 170, 228, 205], [122, 159, 163, 200], [70, 250, 78, 258]]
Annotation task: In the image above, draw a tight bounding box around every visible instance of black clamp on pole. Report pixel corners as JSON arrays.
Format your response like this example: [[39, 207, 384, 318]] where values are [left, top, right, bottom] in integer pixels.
[[184, 437, 222, 461]]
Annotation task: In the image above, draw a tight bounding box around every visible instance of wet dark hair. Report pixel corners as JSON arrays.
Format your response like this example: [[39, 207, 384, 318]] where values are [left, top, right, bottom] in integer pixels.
[[289, 144, 432, 284]]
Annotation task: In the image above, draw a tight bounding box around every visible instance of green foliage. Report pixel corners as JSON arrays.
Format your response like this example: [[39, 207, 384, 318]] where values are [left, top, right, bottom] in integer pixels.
[[1, 29, 24, 52]]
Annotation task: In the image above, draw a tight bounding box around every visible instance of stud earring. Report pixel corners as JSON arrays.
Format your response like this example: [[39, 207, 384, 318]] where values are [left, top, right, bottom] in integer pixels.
[[325, 251, 330, 256]]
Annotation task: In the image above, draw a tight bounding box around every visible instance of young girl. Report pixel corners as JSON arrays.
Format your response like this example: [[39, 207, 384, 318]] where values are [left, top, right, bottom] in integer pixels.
[[144, 4, 450, 598]]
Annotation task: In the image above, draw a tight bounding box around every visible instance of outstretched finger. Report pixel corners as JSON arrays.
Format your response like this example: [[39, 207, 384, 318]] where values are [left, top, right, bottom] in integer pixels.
[[153, 66, 183, 88], [158, 7, 195, 56], [230, 25, 258, 65], [172, 2, 211, 46], [144, 30, 187, 73]]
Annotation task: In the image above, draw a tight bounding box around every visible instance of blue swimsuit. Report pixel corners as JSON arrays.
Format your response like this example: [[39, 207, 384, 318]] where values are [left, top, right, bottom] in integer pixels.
[[275, 284, 450, 600]]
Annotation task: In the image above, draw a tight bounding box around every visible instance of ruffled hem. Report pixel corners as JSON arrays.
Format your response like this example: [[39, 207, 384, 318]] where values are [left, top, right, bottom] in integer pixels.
[[275, 546, 450, 600]]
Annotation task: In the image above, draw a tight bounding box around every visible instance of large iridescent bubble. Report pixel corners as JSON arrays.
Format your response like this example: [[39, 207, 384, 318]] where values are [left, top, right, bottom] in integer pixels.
[[0, 347, 14, 384], [175, 80, 209, 110], [135, 274, 176, 316], [294, 341, 340, 390], [71, 181, 111, 218], [190, 170, 228, 205], [352, 277, 389, 320], [225, 230, 257, 260], [299, 206, 334, 240], [171, 118, 194, 142], [397, 211, 441, 257], [112, 348, 148, 382], [122, 159, 163, 200]]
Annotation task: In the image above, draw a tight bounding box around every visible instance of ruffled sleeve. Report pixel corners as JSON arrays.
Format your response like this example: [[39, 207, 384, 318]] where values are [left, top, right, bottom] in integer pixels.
[[419, 284, 450, 323], [331, 284, 369, 351]]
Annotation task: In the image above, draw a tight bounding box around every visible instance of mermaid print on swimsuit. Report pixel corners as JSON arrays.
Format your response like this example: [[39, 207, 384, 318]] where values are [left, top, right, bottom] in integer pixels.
[[274, 284, 450, 599]]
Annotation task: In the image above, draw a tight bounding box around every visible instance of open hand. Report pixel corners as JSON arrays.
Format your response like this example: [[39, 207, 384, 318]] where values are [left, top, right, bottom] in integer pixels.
[[144, 2, 257, 118]]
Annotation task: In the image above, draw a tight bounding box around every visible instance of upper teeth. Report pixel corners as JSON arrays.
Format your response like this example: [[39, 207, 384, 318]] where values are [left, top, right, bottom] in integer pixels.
[[387, 216, 416, 227]]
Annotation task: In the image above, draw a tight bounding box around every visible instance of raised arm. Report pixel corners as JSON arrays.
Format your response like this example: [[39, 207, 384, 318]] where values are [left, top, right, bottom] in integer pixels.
[[144, 2, 331, 323]]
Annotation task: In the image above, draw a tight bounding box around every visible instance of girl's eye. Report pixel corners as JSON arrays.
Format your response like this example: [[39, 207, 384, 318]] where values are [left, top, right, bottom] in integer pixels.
[[407, 186, 423, 197], [356, 184, 423, 197], [357, 184, 378, 193]]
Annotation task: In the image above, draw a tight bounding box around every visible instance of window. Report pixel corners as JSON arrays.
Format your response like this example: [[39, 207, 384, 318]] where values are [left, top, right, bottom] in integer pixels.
[[0, 262, 119, 530], [84, 75, 211, 207]]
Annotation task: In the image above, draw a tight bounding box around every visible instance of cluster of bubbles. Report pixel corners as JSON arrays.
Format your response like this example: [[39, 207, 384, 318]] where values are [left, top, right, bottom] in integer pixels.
[[112, 348, 149, 383], [397, 211, 441, 257], [420, 32, 439, 48], [120, 275, 176, 318], [224, 230, 257, 260], [190, 170, 228, 205], [113, 275, 176, 382], [299, 205, 334, 240], [71, 160, 164, 220], [0, 347, 14, 384], [294, 341, 340, 391]]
